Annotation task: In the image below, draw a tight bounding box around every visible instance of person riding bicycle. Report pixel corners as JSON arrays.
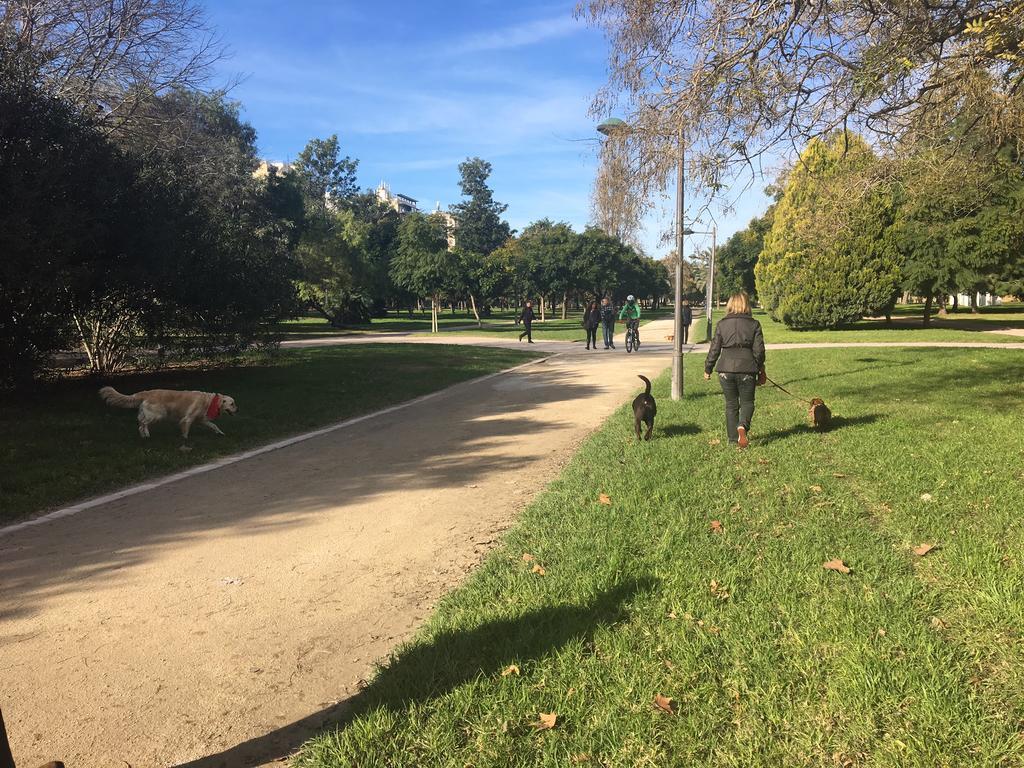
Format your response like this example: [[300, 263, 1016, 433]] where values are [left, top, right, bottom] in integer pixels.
[[618, 295, 642, 345]]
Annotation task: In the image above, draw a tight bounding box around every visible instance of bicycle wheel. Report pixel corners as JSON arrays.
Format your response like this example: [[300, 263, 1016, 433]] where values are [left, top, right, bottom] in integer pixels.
[[625, 329, 634, 353]]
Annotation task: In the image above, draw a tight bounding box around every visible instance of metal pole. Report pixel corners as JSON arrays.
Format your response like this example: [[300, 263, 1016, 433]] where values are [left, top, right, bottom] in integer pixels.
[[671, 126, 685, 400], [706, 226, 716, 341]]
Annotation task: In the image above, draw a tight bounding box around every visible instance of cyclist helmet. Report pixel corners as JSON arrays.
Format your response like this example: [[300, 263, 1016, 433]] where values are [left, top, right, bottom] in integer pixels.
[[626, 294, 636, 302]]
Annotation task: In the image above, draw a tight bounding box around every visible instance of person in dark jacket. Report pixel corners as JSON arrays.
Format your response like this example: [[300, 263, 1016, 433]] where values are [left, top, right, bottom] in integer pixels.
[[681, 300, 693, 344], [518, 301, 536, 343], [704, 292, 765, 448], [600, 297, 616, 349], [582, 301, 602, 350]]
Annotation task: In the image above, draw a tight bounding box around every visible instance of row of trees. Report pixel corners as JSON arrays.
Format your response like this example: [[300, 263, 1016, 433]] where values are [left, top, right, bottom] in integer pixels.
[[717, 128, 1024, 329]]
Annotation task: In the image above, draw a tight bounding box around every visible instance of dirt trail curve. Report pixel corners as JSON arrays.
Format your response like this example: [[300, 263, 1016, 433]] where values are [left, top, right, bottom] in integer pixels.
[[0, 320, 675, 768]]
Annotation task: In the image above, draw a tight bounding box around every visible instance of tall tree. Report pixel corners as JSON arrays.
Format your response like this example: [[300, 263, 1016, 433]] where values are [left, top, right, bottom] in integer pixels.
[[392, 212, 457, 333], [755, 133, 902, 328], [517, 220, 578, 321], [716, 204, 775, 301], [451, 157, 511, 323]]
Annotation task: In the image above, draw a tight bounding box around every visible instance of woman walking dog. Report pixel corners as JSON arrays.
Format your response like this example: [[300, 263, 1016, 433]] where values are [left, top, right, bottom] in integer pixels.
[[704, 292, 765, 448]]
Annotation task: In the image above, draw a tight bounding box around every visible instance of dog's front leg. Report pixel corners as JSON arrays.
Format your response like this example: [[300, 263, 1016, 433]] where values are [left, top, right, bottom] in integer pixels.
[[204, 420, 225, 436], [180, 418, 194, 440]]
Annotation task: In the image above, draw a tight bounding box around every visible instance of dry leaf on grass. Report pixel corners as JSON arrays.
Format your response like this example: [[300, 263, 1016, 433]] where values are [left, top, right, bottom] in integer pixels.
[[501, 664, 520, 677], [667, 610, 678, 619], [598, 493, 612, 505], [823, 558, 851, 574], [709, 520, 724, 534], [833, 472, 847, 478], [532, 712, 558, 730], [912, 543, 936, 557], [531, 564, 546, 576], [920, 493, 934, 502], [653, 694, 676, 714], [570, 754, 591, 764], [809, 485, 823, 493], [663, 659, 675, 670], [709, 439, 721, 446], [522, 553, 535, 563], [710, 580, 731, 599]]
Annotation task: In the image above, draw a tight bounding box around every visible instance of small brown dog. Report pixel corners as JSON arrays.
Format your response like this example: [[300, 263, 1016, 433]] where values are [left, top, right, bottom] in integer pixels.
[[809, 397, 832, 429], [632, 375, 657, 441], [100, 386, 237, 439]]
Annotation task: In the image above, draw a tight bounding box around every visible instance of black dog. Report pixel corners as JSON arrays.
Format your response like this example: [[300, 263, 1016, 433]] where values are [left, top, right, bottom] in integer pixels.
[[633, 375, 657, 441]]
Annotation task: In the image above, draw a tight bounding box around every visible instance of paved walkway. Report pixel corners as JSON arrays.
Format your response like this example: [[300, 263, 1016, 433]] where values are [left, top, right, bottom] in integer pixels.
[[0, 321, 676, 768]]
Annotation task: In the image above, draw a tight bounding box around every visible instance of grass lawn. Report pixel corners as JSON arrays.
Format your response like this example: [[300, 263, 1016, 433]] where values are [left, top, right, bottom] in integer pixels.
[[296, 347, 1024, 767], [710, 304, 1024, 345], [0, 344, 540, 524], [271, 311, 504, 337]]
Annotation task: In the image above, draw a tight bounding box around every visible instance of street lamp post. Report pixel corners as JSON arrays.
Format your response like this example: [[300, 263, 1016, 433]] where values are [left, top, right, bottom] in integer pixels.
[[597, 118, 690, 401], [687, 225, 717, 341]]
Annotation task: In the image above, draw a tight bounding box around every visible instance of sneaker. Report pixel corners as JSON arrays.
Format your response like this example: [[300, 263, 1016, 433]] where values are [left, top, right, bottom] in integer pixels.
[[737, 426, 749, 448]]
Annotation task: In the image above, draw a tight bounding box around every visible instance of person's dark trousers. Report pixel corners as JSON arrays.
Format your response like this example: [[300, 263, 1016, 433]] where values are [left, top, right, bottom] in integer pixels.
[[586, 327, 597, 348], [718, 372, 756, 443], [602, 321, 615, 348], [681, 324, 689, 344], [519, 321, 533, 342]]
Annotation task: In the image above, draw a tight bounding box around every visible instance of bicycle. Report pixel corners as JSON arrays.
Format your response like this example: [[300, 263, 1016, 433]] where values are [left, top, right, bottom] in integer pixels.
[[624, 319, 641, 353]]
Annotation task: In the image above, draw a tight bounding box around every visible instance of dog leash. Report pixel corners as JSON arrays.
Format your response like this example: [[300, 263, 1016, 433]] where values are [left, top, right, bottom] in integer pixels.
[[763, 374, 812, 404]]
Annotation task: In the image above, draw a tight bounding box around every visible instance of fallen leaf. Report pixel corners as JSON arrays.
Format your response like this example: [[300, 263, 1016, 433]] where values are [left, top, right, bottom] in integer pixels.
[[532, 712, 557, 730], [531, 563, 546, 576], [598, 493, 612, 505], [653, 694, 676, 714], [710, 579, 731, 599], [522, 553, 535, 562], [877, 627, 887, 637], [501, 664, 520, 677], [823, 558, 851, 574], [809, 485, 823, 493], [833, 472, 847, 478], [709, 520, 724, 534], [663, 659, 675, 670], [912, 543, 936, 557], [709, 438, 721, 446], [920, 493, 934, 502], [667, 610, 678, 619], [729, 504, 741, 513], [930, 616, 949, 630], [570, 754, 591, 764], [178, 445, 193, 453], [665, 335, 674, 341]]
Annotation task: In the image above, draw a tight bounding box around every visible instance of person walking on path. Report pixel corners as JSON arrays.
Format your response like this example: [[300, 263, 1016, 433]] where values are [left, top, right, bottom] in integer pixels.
[[582, 301, 602, 350], [681, 300, 693, 344], [518, 301, 536, 343], [600, 297, 616, 349], [704, 292, 765, 448]]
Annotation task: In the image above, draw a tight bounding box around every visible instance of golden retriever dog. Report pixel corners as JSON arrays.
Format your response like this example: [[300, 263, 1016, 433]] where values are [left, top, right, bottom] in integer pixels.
[[99, 387, 237, 439]]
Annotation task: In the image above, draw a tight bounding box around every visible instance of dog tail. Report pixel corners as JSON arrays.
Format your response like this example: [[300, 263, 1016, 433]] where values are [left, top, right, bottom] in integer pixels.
[[99, 386, 141, 409], [638, 375, 651, 394]]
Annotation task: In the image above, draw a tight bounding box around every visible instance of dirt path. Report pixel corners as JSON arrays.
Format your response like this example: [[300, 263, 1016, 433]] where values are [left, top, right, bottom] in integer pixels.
[[0, 320, 676, 768]]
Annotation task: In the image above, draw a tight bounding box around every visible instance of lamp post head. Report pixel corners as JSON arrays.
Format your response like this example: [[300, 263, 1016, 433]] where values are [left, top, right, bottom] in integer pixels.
[[682, 227, 695, 235], [597, 117, 629, 136]]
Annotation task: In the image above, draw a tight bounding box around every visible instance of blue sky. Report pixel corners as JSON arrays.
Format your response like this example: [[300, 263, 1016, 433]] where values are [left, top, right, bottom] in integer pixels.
[[205, 0, 773, 257]]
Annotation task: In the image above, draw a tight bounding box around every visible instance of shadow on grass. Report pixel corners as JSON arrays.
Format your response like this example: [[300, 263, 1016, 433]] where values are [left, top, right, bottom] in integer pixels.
[[756, 414, 881, 445], [661, 423, 702, 437], [173, 577, 655, 768]]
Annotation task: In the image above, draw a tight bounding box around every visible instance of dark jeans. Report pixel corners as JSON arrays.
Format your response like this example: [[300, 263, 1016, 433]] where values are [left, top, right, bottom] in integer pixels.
[[681, 322, 689, 344], [718, 372, 756, 443], [602, 321, 614, 347], [585, 327, 598, 347], [519, 321, 532, 342]]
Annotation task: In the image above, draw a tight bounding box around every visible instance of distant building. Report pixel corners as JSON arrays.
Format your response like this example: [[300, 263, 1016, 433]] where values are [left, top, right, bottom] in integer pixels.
[[253, 160, 292, 179], [376, 181, 418, 214]]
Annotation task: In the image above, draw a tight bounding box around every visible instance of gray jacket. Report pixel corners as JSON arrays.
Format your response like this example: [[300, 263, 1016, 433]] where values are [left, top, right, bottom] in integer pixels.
[[705, 314, 765, 375]]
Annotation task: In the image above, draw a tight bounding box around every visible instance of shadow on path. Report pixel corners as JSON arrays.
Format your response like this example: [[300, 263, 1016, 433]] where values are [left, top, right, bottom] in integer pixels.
[[173, 578, 654, 768]]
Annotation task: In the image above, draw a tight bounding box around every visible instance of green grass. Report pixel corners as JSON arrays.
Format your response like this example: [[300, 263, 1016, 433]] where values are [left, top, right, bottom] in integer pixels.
[[0, 344, 540, 524], [715, 304, 1024, 345], [270, 311, 506, 337], [296, 347, 1024, 767]]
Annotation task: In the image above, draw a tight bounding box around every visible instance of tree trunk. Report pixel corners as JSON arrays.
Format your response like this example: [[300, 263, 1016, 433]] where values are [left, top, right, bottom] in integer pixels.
[[540, 296, 546, 322], [562, 292, 568, 320], [431, 295, 439, 333], [469, 293, 481, 326], [923, 294, 933, 326], [970, 292, 979, 313], [951, 293, 959, 312]]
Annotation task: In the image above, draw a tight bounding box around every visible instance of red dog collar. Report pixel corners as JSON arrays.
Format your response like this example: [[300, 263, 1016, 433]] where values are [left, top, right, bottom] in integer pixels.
[[206, 394, 222, 420]]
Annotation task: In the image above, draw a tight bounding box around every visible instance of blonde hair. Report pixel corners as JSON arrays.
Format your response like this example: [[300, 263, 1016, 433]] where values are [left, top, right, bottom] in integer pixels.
[[725, 292, 751, 315]]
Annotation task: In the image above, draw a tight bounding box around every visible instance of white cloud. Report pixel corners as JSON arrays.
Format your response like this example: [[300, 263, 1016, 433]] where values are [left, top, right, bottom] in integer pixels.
[[451, 15, 583, 54]]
